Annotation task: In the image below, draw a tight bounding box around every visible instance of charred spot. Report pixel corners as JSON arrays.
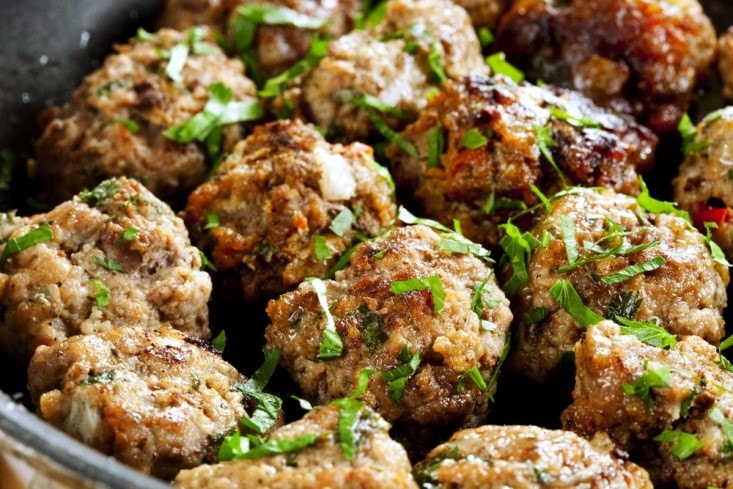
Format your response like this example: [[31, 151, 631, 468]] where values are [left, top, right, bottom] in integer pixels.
[[134, 81, 165, 111], [184, 334, 219, 355]]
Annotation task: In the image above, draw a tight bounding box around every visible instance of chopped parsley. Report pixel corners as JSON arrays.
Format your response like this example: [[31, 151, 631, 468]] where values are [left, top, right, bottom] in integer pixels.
[[535, 123, 566, 186], [92, 255, 125, 273], [718, 334, 733, 373], [637, 177, 690, 221], [89, 278, 110, 307], [353, 305, 386, 352], [326, 244, 357, 278], [381, 344, 421, 404], [81, 370, 115, 386], [462, 128, 488, 149], [529, 184, 551, 214], [121, 227, 140, 241], [604, 291, 641, 320], [114, 118, 140, 133], [212, 330, 226, 353], [499, 222, 535, 296], [478, 27, 494, 48], [708, 407, 733, 452], [524, 306, 549, 325], [485, 52, 524, 83], [548, 106, 600, 129], [307, 277, 344, 360], [390, 275, 445, 313], [330, 367, 376, 460], [427, 124, 445, 168], [654, 429, 704, 460], [238, 347, 283, 435], [549, 279, 604, 328], [0, 223, 53, 269], [470, 272, 495, 318], [219, 431, 322, 461], [313, 235, 332, 260], [204, 211, 220, 230], [199, 249, 217, 271], [616, 316, 677, 349], [349, 93, 417, 156], [329, 208, 356, 237], [456, 366, 487, 393], [600, 255, 666, 285], [703, 222, 732, 268], [678, 113, 710, 157], [354, 0, 387, 29], [560, 215, 578, 265], [258, 33, 330, 98], [79, 179, 120, 207], [623, 360, 670, 411], [487, 335, 510, 401]]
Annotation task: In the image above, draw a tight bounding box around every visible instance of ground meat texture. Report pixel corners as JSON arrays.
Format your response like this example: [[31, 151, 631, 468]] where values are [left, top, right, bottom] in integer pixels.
[[452, 0, 510, 28], [385, 74, 657, 249], [719, 28, 733, 100], [265, 224, 512, 456], [672, 107, 733, 258], [29, 27, 257, 206], [506, 188, 728, 383], [301, 0, 487, 142], [494, 0, 716, 133], [157, 0, 241, 31], [174, 405, 418, 488], [0, 177, 211, 364], [562, 320, 733, 488], [27, 324, 245, 480], [414, 425, 652, 488], [184, 119, 395, 302]]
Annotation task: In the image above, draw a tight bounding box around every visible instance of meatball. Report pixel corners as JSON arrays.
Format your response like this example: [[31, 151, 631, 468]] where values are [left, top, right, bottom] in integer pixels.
[[719, 27, 733, 101], [174, 405, 418, 489], [157, 0, 241, 32], [30, 27, 258, 206], [184, 119, 396, 302], [505, 188, 728, 382], [301, 0, 487, 141], [265, 224, 513, 455], [452, 0, 510, 28], [495, 0, 716, 132], [414, 425, 652, 488], [0, 177, 211, 364], [27, 324, 245, 480], [562, 320, 733, 488], [385, 74, 657, 248], [673, 107, 733, 258]]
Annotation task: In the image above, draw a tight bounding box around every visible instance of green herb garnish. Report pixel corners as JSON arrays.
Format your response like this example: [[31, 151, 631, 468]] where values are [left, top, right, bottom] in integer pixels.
[[0, 223, 53, 269], [329, 208, 356, 237], [601, 255, 666, 285], [313, 235, 332, 260], [92, 255, 125, 273], [391, 275, 445, 313], [204, 211, 220, 230], [79, 180, 120, 207], [381, 345, 421, 403], [654, 429, 704, 460], [330, 367, 376, 460], [238, 347, 283, 435], [623, 360, 670, 411], [462, 128, 488, 149], [212, 330, 226, 353], [616, 316, 677, 349], [90, 278, 110, 307], [456, 366, 487, 393], [549, 279, 603, 328], [307, 277, 344, 360], [548, 106, 600, 128], [427, 124, 445, 168], [485, 52, 524, 83]]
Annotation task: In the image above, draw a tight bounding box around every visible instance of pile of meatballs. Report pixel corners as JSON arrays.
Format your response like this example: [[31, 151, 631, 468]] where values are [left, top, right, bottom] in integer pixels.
[[5, 0, 733, 487]]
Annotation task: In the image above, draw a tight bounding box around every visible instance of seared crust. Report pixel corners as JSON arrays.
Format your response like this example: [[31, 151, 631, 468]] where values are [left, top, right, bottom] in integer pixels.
[[0, 177, 211, 364], [563, 320, 733, 488], [28, 324, 245, 480], [184, 119, 396, 301], [30, 27, 257, 206], [495, 0, 716, 132], [386, 74, 657, 248], [507, 188, 728, 382], [414, 425, 653, 488], [265, 224, 512, 453]]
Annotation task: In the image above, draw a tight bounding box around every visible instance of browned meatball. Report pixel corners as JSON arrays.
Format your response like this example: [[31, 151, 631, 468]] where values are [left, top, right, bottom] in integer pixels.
[[301, 0, 487, 141], [28, 324, 245, 480], [386, 74, 657, 248], [506, 188, 728, 382], [719, 27, 733, 100], [453, 0, 510, 28], [414, 425, 653, 488], [184, 119, 396, 302], [265, 224, 513, 456], [0, 177, 211, 364], [30, 27, 258, 206], [672, 107, 733, 258], [495, 0, 716, 132], [174, 405, 418, 488], [158, 0, 241, 31], [562, 320, 733, 488]]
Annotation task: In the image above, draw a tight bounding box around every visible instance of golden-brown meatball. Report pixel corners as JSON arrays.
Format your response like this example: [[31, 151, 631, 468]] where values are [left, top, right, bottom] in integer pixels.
[[505, 188, 728, 382], [386, 74, 657, 248], [28, 324, 245, 480], [718, 27, 733, 101], [495, 0, 716, 132], [157, 0, 242, 32], [184, 119, 396, 302], [0, 177, 211, 364]]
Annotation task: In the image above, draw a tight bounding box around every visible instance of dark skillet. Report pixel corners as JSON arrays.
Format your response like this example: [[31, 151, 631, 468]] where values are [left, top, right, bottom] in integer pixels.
[[0, 1, 732, 487]]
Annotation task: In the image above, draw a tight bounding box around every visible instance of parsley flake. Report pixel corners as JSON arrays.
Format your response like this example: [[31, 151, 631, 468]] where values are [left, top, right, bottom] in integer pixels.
[[330, 367, 376, 460], [616, 316, 677, 349], [637, 178, 690, 221], [708, 407, 733, 452], [381, 345, 421, 404], [79, 179, 120, 207], [204, 211, 220, 230], [560, 215, 578, 265], [601, 255, 666, 285], [549, 279, 604, 328], [121, 227, 140, 241], [89, 278, 110, 307], [623, 360, 670, 411], [462, 128, 488, 149], [0, 223, 53, 269], [212, 330, 226, 353], [258, 34, 330, 98], [548, 106, 600, 129], [307, 277, 344, 360], [114, 118, 140, 133], [391, 275, 445, 313], [456, 366, 487, 393], [92, 255, 125, 273], [313, 235, 332, 260], [535, 123, 566, 186], [427, 124, 445, 168], [238, 347, 283, 435], [485, 52, 524, 83], [654, 429, 704, 460]]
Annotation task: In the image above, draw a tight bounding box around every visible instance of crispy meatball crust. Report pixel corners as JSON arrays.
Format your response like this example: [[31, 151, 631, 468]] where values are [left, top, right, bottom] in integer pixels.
[[0, 177, 211, 364], [265, 224, 512, 450], [184, 119, 396, 301], [30, 27, 257, 206], [562, 320, 733, 488], [28, 324, 245, 480], [386, 74, 657, 248], [495, 0, 716, 132], [174, 405, 418, 489], [301, 0, 487, 141], [414, 425, 652, 488], [507, 188, 728, 382], [672, 107, 733, 258]]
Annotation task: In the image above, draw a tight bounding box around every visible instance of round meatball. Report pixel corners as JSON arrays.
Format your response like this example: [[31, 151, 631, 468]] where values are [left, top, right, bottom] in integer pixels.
[[28, 324, 245, 480], [30, 27, 258, 206], [562, 320, 733, 488], [184, 119, 396, 302], [718, 28, 733, 101], [673, 107, 733, 258], [414, 425, 652, 488], [301, 0, 487, 141], [386, 74, 658, 248], [452, 0, 510, 28], [157, 0, 241, 32], [495, 0, 716, 132], [265, 224, 513, 456], [174, 405, 418, 489], [506, 188, 728, 382], [0, 177, 212, 364]]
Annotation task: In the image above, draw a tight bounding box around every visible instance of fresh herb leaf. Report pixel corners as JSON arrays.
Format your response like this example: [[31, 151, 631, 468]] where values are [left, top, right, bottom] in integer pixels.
[[329, 367, 376, 460], [239, 433, 322, 460], [391, 275, 445, 313], [329, 208, 356, 237], [487, 335, 510, 401], [136, 28, 157, 42], [204, 211, 220, 230], [89, 278, 110, 307], [535, 123, 566, 186], [236, 4, 329, 29], [456, 366, 487, 393], [81, 370, 115, 386], [199, 249, 217, 271], [601, 256, 666, 285], [307, 277, 344, 360], [524, 306, 549, 325], [0, 223, 53, 269], [470, 272, 494, 318], [703, 222, 732, 268], [548, 106, 600, 129], [238, 347, 283, 434], [549, 279, 604, 328], [354, 305, 386, 352], [478, 27, 494, 47], [291, 395, 313, 411], [381, 344, 421, 403], [313, 235, 332, 260], [485, 52, 524, 83], [560, 215, 578, 265], [708, 407, 733, 452], [616, 316, 677, 349], [355, 0, 387, 29], [398, 206, 450, 231], [165, 42, 189, 83], [623, 361, 670, 411], [212, 330, 226, 353], [654, 429, 704, 460], [499, 222, 534, 296], [427, 42, 447, 83], [529, 184, 551, 213], [121, 227, 140, 241], [92, 255, 125, 273], [637, 178, 690, 221], [79, 180, 120, 207], [258, 34, 330, 98], [365, 156, 395, 193], [605, 291, 641, 320], [427, 124, 445, 168], [327, 244, 357, 278], [349, 93, 417, 156], [462, 128, 488, 149], [114, 118, 140, 133], [678, 113, 710, 157]]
